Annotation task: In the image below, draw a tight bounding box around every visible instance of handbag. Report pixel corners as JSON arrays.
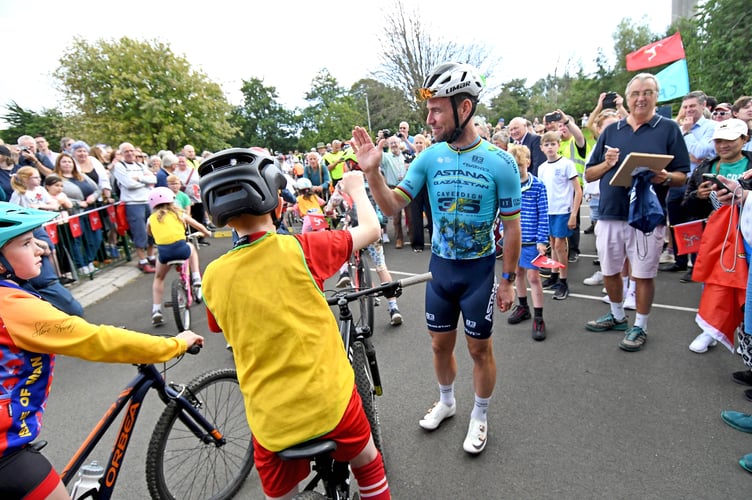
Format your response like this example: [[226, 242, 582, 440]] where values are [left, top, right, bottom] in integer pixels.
[[692, 204, 748, 289], [628, 171, 664, 234]]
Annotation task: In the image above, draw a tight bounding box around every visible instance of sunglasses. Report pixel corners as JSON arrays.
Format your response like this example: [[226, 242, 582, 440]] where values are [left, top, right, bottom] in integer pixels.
[[712, 111, 729, 116]]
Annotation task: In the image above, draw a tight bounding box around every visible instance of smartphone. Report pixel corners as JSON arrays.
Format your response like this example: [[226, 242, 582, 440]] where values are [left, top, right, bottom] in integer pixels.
[[603, 92, 617, 109], [702, 173, 729, 192], [544, 111, 562, 123]]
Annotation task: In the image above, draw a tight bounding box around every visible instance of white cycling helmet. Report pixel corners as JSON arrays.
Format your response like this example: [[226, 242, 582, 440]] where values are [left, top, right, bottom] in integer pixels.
[[418, 62, 485, 101], [148, 187, 175, 210], [296, 177, 313, 190]]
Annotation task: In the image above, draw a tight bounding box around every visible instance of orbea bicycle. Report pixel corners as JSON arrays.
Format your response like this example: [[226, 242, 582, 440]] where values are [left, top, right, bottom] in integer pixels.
[[278, 272, 433, 499], [166, 232, 204, 332], [35, 343, 254, 499]]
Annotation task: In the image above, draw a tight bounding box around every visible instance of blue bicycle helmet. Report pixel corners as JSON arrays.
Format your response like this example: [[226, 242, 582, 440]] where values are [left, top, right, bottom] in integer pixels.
[[0, 203, 57, 249], [199, 148, 287, 227]]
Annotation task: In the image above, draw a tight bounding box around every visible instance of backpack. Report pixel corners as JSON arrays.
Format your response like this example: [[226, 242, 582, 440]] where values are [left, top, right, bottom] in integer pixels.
[[628, 170, 664, 234]]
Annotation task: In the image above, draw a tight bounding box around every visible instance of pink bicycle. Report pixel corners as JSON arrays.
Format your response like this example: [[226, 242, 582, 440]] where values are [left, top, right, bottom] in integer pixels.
[[165, 232, 203, 332]]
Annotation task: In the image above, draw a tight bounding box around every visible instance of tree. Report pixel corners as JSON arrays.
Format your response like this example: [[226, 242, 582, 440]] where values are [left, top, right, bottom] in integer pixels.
[[0, 102, 67, 147], [299, 70, 363, 148], [53, 37, 236, 153], [375, 0, 502, 119], [230, 77, 297, 153]]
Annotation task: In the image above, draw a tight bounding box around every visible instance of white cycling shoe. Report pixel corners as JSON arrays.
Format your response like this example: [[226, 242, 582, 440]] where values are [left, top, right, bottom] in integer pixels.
[[419, 402, 456, 430], [463, 418, 488, 454]]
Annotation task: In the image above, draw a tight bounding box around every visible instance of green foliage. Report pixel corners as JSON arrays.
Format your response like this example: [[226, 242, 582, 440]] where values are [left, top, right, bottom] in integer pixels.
[[53, 37, 236, 153], [0, 102, 66, 147], [230, 77, 297, 153]]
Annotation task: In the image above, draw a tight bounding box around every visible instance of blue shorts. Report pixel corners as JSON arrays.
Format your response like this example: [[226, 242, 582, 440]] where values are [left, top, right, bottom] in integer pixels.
[[125, 203, 151, 249], [549, 214, 572, 239], [518, 245, 540, 270], [425, 254, 497, 339], [157, 240, 191, 264]]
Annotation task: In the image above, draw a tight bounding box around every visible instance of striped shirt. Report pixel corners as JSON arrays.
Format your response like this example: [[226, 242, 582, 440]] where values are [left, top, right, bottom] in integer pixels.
[[520, 174, 549, 245]]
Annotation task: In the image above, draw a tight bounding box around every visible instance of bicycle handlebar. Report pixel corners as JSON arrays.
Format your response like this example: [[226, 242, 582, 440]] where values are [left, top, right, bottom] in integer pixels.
[[326, 272, 432, 305]]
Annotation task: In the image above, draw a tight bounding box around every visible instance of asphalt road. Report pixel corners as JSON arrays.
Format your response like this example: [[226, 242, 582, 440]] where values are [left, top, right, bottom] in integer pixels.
[[40, 222, 750, 499]]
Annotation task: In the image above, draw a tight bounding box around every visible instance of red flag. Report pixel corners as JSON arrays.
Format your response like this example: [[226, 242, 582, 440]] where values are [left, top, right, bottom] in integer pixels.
[[115, 203, 129, 236], [626, 32, 685, 71], [531, 253, 566, 269], [44, 223, 58, 245], [69, 215, 82, 238], [88, 211, 103, 231], [673, 219, 703, 255]]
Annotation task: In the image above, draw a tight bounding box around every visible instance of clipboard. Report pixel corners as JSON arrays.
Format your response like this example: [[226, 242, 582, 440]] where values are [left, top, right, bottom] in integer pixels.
[[609, 152, 674, 187]]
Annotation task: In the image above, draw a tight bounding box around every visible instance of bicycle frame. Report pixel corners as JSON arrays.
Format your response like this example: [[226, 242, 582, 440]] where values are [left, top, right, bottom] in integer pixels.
[[60, 362, 226, 499]]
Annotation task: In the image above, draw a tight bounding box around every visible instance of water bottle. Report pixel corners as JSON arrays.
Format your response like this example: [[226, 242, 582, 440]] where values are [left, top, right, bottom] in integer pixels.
[[70, 461, 104, 500]]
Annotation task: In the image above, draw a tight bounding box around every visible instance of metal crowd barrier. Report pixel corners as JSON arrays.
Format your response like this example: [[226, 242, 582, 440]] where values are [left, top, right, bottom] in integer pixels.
[[42, 202, 134, 284]]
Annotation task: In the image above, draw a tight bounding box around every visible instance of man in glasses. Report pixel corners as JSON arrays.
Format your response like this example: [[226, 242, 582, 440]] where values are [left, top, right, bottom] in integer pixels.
[[351, 62, 522, 455], [584, 73, 690, 352], [712, 102, 733, 123]]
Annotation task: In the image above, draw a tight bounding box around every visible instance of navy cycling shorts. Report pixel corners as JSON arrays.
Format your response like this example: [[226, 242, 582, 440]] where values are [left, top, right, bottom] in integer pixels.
[[157, 240, 191, 264], [0, 445, 61, 498], [425, 254, 497, 339]]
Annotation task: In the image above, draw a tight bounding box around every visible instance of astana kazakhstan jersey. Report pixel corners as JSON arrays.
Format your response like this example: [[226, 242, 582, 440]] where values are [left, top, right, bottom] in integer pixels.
[[396, 138, 521, 260]]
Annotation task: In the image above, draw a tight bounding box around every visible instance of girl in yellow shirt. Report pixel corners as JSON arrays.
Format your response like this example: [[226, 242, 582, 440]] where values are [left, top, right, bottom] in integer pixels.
[[146, 187, 211, 326]]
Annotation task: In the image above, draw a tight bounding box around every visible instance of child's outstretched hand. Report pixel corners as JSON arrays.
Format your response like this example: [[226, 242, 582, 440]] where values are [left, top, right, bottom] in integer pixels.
[[339, 170, 365, 195]]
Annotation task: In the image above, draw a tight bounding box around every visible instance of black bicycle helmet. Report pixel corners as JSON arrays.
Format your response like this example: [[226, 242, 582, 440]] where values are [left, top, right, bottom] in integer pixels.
[[199, 148, 287, 227]]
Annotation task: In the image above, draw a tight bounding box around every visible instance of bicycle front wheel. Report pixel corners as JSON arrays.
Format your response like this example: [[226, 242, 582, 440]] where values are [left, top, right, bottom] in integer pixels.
[[351, 341, 382, 455], [354, 251, 374, 335], [171, 278, 190, 332], [146, 368, 254, 500]]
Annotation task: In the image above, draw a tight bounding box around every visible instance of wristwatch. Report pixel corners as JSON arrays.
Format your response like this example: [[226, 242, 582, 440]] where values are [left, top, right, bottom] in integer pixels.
[[501, 272, 516, 283], [662, 172, 673, 187]]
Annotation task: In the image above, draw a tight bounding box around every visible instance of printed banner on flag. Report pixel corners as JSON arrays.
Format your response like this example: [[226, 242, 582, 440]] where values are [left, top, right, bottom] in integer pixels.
[[44, 223, 58, 245], [626, 32, 685, 71], [656, 59, 690, 102], [69, 215, 82, 238], [88, 211, 103, 231], [531, 253, 566, 269], [673, 219, 704, 255]]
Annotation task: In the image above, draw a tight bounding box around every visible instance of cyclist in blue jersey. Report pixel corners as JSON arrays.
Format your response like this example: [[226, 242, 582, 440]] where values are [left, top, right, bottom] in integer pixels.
[[351, 62, 522, 455]]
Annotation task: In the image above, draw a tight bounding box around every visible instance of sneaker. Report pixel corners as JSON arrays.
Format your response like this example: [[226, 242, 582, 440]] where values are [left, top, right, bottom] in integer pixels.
[[419, 401, 456, 430], [568, 251, 579, 263], [659, 248, 676, 264], [389, 308, 403, 326], [192, 282, 203, 303], [623, 290, 637, 310], [507, 304, 531, 325], [552, 282, 569, 300], [583, 271, 603, 286], [382, 233, 390, 244], [600, 294, 611, 304], [689, 332, 717, 353], [542, 276, 559, 289], [680, 269, 693, 283], [732, 370, 752, 386], [463, 418, 488, 454], [147, 256, 157, 265], [740, 453, 752, 473], [139, 262, 156, 274], [336, 272, 351, 288], [583, 222, 595, 234], [152, 311, 164, 326], [532, 318, 546, 341], [721, 410, 752, 433], [586, 312, 628, 332], [619, 326, 647, 351], [538, 267, 551, 277]]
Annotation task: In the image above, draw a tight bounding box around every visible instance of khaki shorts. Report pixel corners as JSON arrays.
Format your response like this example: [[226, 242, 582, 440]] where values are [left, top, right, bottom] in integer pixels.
[[595, 220, 665, 279]]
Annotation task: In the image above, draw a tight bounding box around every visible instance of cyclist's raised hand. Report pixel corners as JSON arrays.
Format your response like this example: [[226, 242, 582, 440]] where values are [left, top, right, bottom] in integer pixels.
[[350, 126, 383, 176], [177, 330, 204, 350]]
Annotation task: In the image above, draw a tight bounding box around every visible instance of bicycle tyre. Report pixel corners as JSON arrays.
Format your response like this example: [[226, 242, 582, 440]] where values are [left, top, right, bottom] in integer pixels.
[[146, 368, 254, 500], [171, 279, 190, 332], [293, 491, 328, 499], [354, 251, 374, 335], [351, 341, 383, 455]]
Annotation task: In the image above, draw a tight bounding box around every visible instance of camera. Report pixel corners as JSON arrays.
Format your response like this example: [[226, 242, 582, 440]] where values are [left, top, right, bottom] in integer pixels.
[[380, 129, 393, 139], [19, 146, 31, 153], [544, 112, 562, 123], [603, 92, 618, 109]]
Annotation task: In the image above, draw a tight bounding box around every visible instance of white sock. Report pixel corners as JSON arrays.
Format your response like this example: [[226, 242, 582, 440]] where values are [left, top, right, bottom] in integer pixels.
[[339, 263, 348, 274], [439, 383, 455, 407], [610, 302, 626, 321], [192, 272, 201, 282], [635, 313, 649, 330], [388, 298, 397, 310], [152, 304, 161, 314], [470, 394, 490, 422]]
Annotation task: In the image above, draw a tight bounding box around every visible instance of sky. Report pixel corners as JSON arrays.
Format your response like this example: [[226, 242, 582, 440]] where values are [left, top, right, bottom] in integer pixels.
[[1, 0, 673, 121]]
